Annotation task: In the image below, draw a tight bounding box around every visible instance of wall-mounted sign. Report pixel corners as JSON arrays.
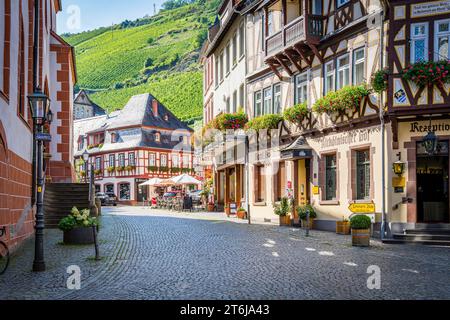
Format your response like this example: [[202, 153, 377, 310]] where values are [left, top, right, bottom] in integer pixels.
[[312, 186, 320, 195], [411, 1, 450, 18], [392, 177, 406, 188], [348, 203, 376, 214], [35, 133, 52, 142], [230, 203, 237, 214], [394, 89, 407, 103], [310, 128, 380, 150]]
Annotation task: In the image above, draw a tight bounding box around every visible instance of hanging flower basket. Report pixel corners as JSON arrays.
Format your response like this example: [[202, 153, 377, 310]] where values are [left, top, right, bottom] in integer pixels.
[[371, 68, 389, 93], [403, 60, 450, 89]]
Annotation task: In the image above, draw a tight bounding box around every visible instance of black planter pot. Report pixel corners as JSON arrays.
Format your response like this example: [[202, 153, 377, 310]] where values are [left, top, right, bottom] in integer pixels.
[[63, 227, 95, 245]]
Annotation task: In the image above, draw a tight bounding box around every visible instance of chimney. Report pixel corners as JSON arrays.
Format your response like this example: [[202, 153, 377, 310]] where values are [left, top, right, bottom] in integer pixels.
[[152, 99, 159, 117]]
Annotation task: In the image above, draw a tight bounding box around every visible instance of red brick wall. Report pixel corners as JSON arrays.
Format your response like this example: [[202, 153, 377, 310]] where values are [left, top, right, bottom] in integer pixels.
[[0, 121, 34, 252]]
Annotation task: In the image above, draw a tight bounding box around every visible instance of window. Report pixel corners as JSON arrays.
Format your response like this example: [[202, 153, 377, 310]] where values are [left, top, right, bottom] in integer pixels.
[[263, 87, 272, 115], [225, 43, 230, 74], [0, 0, 5, 93], [255, 165, 266, 203], [149, 153, 156, 166], [225, 97, 230, 113], [324, 61, 335, 95], [105, 184, 114, 194], [254, 91, 262, 117], [215, 57, 219, 86], [109, 154, 115, 167], [337, 0, 350, 8], [232, 33, 237, 65], [411, 23, 428, 63], [172, 153, 179, 168], [295, 72, 308, 104], [77, 136, 84, 151], [273, 84, 282, 114], [275, 162, 286, 202], [155, 132, 161, 142], [435, 20, 450, 60], [325, 155, 337, 201], [128, 153, 136, 167], [232, 90, 237, 113], [118, 153, 125, 167], [119, 183, 131, 200], [239, 22, 245, 57], [111, 133, 117, 143], [182, 155, 189, 168], [18, 15, 25, 118], [95, 157, 102, 171], [337, 54, 350, 89], [239, 84, 244, 109], [219, 52, 224, 81], [356, 150, 371, 200], [160, 153, 168, 167], [353, 48, 365, 85]]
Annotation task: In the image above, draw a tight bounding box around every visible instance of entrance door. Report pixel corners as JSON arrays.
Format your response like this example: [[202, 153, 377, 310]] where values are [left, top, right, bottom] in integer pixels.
[[297, 159, 311, 206], [417, 141, 450, 223]]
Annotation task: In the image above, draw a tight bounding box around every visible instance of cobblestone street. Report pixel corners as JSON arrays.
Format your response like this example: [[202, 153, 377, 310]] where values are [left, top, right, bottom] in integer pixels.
[[1, 206, 449, 300]]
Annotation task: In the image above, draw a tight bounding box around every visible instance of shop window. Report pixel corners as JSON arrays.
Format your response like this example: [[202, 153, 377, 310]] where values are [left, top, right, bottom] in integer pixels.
[[325, 154, 337, 201], [255, 165, 266, 203], [295, 72, 308, 104], [356, 150, 371, 200], [275, 162, 286, 202], [353, 47, 365, 85], [411, 23, 428, 63], [119, 183, 131, 200], [337, 54, 350, 90]]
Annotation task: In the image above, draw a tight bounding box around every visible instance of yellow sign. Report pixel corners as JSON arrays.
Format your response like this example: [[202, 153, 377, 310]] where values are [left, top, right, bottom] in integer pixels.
[[312, 186, 320, 195], [38, 186, 42, 193], [392, 177, 406, 188], [348, 203, 376, 213]]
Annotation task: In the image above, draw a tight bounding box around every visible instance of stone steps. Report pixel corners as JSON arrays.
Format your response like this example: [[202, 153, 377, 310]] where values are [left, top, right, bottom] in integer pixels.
[[44, 183, 90, 229], [386, 226, 450, 246]]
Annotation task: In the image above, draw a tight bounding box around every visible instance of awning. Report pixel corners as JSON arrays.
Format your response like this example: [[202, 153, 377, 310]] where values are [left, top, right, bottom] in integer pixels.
[[281, 136, 313, 160]]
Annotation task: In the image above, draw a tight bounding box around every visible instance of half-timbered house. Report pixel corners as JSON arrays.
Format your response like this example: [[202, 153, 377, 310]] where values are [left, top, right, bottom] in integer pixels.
[[74, 93, 194, 205]]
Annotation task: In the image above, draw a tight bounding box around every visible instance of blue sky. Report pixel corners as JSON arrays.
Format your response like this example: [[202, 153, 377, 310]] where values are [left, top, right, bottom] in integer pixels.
[[57, 0, 166, 34]]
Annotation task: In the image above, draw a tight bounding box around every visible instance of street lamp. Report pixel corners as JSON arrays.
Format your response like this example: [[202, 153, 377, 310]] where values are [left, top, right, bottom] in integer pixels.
[[423, 130, 438, 156], [82, 150, 90, 183], [28, 86, 50, 272]]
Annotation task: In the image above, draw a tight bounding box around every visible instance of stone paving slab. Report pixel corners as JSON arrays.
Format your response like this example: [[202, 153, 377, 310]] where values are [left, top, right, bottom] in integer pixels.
[[0, 206, 449, 300]]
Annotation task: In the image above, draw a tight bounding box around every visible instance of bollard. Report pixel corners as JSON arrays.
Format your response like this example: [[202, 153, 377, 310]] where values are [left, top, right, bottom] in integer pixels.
[[306, 209, 310, 237], [92, 225, 101, 261]]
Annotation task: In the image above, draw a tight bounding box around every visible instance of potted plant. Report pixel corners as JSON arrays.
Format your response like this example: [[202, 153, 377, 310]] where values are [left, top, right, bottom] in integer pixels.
[[274, 197, 291, 226], [224, 204, 231, 217], [237, 207, 247, 220], [58, 207, 98, 245], [350, 215, 372, 247], [207, 201, 215, 212], [297, 204, 317, 230], [336, 217, 351, 235]]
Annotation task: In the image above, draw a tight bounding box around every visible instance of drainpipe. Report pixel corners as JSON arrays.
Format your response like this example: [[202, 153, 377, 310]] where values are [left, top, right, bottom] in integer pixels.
[[379, 4, 387, 240]]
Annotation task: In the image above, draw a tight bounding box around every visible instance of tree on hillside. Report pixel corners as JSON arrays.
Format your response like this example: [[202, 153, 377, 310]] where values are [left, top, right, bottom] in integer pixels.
[[161, 0, 196, 11]]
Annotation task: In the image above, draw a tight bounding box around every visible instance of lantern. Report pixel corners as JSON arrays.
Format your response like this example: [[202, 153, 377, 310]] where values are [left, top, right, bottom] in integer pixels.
[[393, 160, 405, 176], [423, 130, 438, 156], [28, 87, 50, 125]]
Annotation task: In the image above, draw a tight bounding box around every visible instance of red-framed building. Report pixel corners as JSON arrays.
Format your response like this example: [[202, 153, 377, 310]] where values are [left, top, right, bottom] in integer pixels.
[[74, 93, 194, 205]]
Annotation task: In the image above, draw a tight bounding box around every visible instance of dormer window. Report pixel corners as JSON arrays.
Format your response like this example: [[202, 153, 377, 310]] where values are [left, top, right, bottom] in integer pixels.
[[155, 132, 161, 142], [111, 132, 117, 143], [164, 114, 169, 121]]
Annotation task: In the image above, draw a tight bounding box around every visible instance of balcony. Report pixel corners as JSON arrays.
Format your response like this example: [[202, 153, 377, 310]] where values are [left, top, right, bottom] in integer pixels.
[[265, 14, 324, 58]]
